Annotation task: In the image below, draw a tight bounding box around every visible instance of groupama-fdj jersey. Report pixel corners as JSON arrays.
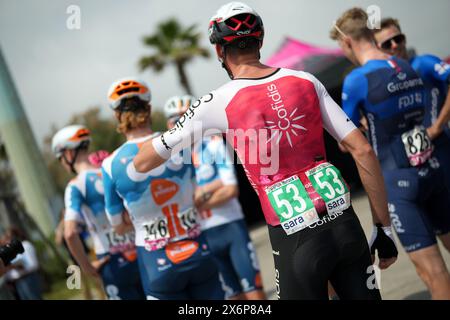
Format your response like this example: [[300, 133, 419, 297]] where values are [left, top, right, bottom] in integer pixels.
[[152, 68, 380, 299], [342, 57, 450, 252], [101, 134, 223, 300], [411, 55, 450, 138], [64, 169, 144, 300], [193, 136, 262, 298], [411, 54, 450, 190]]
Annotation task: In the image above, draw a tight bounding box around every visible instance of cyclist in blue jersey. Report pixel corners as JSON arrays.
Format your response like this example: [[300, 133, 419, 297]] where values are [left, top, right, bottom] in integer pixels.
[[164, 95, 266, 300], [102, 78, 223, 300], [52, 125, 145, 300], [373, 18, 450, 253], [373, 18, 450, 142], [331, 8, 450, 299]]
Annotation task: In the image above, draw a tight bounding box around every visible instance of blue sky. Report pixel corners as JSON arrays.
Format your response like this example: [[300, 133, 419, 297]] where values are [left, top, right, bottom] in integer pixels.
[[1, 0, 449, 146]]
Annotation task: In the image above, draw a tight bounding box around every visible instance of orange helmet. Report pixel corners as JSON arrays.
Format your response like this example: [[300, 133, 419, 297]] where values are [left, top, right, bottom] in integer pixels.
[[107, 77, 151, 110]]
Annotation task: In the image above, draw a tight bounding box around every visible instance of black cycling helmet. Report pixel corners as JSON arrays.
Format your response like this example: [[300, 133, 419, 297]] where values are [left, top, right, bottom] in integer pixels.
[[208, 2, 264, 48]]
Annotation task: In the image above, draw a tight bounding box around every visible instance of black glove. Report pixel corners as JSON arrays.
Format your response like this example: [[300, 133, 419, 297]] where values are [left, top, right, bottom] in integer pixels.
[[369, 224, 398, 259]]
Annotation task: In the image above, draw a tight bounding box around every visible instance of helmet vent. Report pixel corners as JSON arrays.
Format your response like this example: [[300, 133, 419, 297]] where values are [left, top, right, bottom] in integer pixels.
[[117, 87, 140, 96]]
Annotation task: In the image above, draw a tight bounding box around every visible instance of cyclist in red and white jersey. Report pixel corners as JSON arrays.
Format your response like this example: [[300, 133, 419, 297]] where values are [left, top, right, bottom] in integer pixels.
[[134, 2, 398, 299]]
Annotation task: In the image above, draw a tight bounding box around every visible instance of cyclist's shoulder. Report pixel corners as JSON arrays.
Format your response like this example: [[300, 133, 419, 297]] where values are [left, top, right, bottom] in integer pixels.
[[342, 67, 366, 91], [411, 53, 441, 65], [411, 54, 448, 76], [65, 174, 85, 197]]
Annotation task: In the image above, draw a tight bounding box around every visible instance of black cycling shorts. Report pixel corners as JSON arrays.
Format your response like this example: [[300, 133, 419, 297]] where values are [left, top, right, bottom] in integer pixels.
[[268, 206, 381, 300]]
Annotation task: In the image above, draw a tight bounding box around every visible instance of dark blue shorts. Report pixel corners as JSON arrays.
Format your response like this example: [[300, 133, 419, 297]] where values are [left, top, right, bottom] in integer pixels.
[[136, 234, 224, 300], [433, 135, 450, 190], [203, 219, 262, 298], [98, 252, 145, 300], [385, 164, 450, 253]]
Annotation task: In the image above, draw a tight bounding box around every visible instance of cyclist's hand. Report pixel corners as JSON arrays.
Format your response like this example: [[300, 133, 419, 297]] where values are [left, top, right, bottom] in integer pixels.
[[426, 124, 442, 141], [80, 262, 100, 278], [91, 256, 110, 271], [369, 224, 398, 270]]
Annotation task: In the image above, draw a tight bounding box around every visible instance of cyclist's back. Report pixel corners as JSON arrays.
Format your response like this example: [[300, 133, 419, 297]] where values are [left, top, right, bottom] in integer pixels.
[[135, 2, 398, 300], [65, 168, 144, 300], [159, 67, 356, 227], [102, 133, 223, 300]]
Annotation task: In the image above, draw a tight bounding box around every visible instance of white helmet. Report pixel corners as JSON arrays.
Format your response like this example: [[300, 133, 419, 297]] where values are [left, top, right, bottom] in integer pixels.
[[163, 95, 197, 119], [51, 125, 91, 159], [107, 77, 151, 110], [208, 2, 264, 46]]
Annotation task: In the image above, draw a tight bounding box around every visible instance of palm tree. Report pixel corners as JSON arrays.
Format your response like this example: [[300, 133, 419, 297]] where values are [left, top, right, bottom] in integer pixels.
[[139, 18, 210, 95]]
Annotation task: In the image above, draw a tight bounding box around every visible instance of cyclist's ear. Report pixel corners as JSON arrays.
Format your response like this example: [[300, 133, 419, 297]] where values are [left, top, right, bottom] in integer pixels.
[[215, 44, 225, 62]]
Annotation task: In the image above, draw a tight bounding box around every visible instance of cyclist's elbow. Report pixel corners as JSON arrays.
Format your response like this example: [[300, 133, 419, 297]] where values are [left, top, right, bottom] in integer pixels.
[[64, 227, 78, 242], [352, 142, 375, 160]]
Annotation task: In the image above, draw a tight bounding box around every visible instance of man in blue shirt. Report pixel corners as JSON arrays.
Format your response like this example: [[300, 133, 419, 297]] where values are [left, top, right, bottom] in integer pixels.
[[373, 18, 450, 253], [331, 8, 450, 299]]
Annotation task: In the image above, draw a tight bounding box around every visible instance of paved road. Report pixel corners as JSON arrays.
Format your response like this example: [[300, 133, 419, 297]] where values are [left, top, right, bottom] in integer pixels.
[[249, 190, 450, 300]]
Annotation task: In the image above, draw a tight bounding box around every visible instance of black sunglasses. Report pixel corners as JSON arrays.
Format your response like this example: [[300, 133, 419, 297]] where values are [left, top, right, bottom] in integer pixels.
[[380, 34, 406, 50]]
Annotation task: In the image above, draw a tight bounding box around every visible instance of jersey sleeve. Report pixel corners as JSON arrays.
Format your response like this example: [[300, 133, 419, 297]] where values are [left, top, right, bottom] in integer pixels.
[[212, 138, 238, 186], [101, 164, 125, 227], [341, 71, 366, 128], [308, 73, 357, 142], [64, 183, 85, 223], [420, 54, 450, 84], [152, 91, 229, 159]]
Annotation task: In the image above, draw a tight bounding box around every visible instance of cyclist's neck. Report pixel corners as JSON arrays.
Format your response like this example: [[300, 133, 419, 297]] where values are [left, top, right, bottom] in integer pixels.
[[353, 40, 390, 66], [73, 154, 96, 174], [226, 56, 275, 80], [125, 126, 154, 141]]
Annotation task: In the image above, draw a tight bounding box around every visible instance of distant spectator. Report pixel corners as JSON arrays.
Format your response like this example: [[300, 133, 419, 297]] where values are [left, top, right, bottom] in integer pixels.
[[4, 227, 42, 300]]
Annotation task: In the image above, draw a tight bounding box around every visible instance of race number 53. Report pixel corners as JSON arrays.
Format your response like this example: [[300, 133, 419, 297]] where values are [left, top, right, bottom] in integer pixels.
[[266, 176, 314, 222], [306, 163, 350, 215]]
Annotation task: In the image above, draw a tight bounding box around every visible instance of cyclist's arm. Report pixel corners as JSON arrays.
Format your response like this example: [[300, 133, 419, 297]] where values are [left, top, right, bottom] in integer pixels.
[[198, 139, 239, 210], [101, 165, 133, 235], [64, 220, 95, 272], [0, 258, 5, 276], [195, 179, 223, 208], [63, 185, 99, 276], [134, 92, 227, 173], [338, 72, 367, 153], [424, 56, 450, 139], [313, 74, 390, 226], [340, 130, 390, 226]]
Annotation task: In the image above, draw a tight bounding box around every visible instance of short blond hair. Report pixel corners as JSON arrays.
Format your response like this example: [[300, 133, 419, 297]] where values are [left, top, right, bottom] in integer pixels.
[[330, 7, 375, 42]]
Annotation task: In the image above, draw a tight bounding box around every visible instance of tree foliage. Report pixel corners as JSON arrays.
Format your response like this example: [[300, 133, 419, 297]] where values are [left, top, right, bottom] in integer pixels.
[[139, 18, 210, 95]]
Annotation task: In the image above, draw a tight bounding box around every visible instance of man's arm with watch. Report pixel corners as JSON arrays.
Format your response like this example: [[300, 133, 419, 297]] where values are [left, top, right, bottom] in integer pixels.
[[194, 179, 223, 208]]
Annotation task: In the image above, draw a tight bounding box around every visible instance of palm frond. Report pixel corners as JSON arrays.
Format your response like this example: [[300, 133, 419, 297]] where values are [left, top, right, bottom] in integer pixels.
[[139, 55, 166, 72]]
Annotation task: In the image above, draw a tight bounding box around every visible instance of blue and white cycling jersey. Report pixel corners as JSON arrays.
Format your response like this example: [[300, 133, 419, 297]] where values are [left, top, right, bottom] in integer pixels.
[[342, 56, 427, 170], [410, 54, 450, 135], [342, 56, 450, 252], [101, 134, 201, 251], [64, 169, 135, 256], [193, 136, 244, 230]]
